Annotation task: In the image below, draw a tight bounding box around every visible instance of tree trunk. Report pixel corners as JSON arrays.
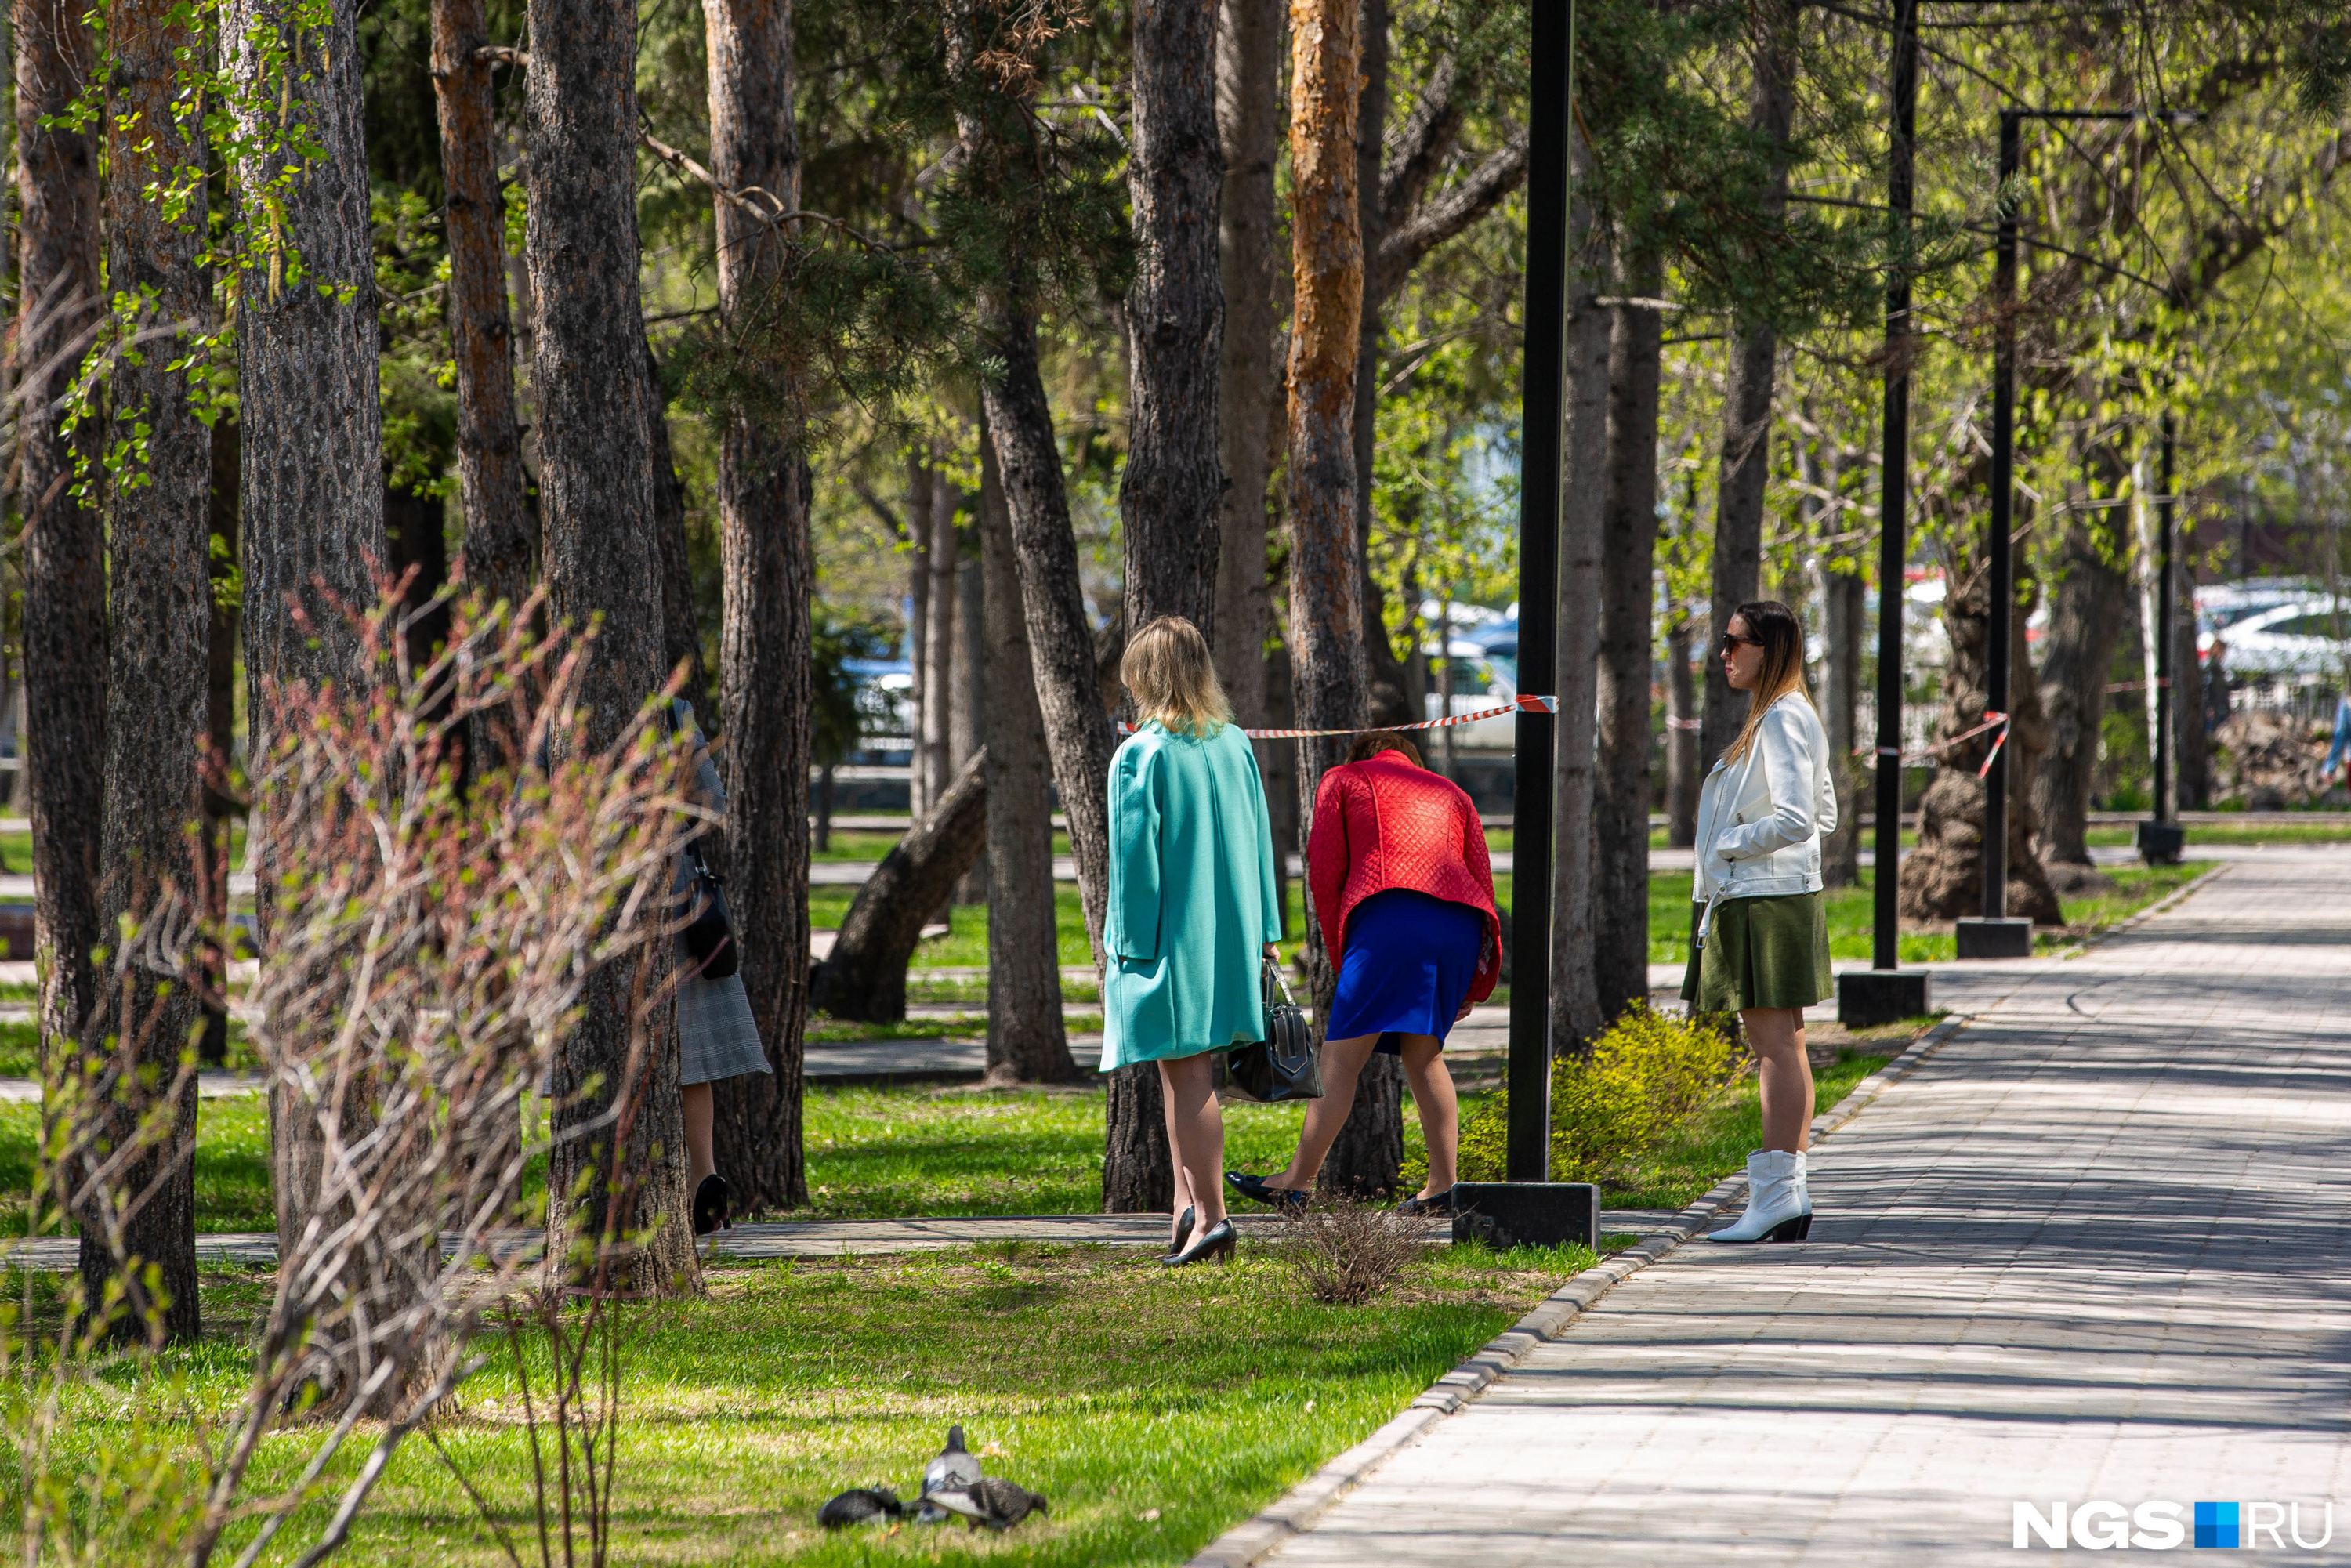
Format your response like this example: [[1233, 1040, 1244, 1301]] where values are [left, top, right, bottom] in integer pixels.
[[1284, 0, 1390, 1192], [432, 0, 533, 612], [906, 459, 932, 818], [1818, 552, 1865, 887], [16, 0, 107, 1076], [921, 465, 958, 819], [386, 485, 451, 675], [1666, 616, 1698, 847], [93, 0, 212, 1342], [1548, 190, 1607, 1053], [646, 333, 717, 737], [980, 428, 1078, 1084], [527, 0, 697, 1293], [2034, 507, 2129, 867], [200, 420, 240, 1067], [810, 750, 988, 1023], [1697, 2, 1797, 773], [1348, 0, 1410, 732], [952, 558, 988, 904], [702, 0, 813, 1215], [1123, 0, 1224, 643], [1595, 291, 1660, 1022], [1211, 0, 1280, 725]]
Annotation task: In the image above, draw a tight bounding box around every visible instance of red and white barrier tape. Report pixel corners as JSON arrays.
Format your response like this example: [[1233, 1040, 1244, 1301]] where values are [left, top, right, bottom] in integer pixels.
[[2103, 677, 2173, 693], [1867, 708, 2011, 775], [1117, 692, 1560, 740]]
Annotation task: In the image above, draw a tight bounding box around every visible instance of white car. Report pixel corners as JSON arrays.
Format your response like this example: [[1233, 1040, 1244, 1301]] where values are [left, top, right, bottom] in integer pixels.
[[1422, 640, 1523, 748], [2206, 601, 2349, 678]]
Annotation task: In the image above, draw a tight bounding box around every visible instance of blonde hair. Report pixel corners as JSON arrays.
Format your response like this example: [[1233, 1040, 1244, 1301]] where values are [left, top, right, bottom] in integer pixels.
[[1722, 599, 1813, 764], [1121, 616, 1231, 737]]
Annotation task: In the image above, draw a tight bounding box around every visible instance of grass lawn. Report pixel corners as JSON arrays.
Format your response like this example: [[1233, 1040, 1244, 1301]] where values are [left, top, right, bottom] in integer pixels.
[[9, 1236, 1596, 1567], [2081, 821, 2351, 846]]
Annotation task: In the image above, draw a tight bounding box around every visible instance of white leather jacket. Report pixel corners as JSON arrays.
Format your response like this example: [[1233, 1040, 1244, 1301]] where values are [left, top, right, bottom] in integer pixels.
[[1694, 692, 1838, 904]]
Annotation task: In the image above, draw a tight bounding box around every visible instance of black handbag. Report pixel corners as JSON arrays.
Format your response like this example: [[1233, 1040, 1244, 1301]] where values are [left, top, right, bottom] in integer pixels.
[[1225, 960, 1322, 1103], [679, 838, 738, 979]]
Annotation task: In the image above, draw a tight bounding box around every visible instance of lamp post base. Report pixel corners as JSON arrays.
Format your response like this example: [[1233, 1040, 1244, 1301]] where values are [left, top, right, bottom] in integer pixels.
[[1449, 1183, 1599, 1251], [2136, 820, 2185, 866], [1838, 969, 1933, 1029], [1955, 916, 2034, 960]]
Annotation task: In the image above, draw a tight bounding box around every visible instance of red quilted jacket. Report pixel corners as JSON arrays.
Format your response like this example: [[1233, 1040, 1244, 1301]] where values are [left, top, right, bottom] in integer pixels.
[[1306, 752, 1501, 1002]]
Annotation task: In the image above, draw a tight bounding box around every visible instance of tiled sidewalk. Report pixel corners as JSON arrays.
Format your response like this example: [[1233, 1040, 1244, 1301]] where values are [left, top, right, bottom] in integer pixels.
[[1259, 851, 2351, 1565]]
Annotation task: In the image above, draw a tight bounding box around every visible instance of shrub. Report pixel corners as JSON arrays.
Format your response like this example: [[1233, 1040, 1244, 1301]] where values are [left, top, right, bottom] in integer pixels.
[[1433, 1003, 1742, 1187], [1277, 1197, 1439, 1305]]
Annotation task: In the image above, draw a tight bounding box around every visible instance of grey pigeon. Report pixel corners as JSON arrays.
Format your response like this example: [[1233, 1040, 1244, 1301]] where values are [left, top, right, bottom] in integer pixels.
[[915, 1425, 985, 1523], [929, 1476, 1049, 1531], [817, 1487, 904, 1528]]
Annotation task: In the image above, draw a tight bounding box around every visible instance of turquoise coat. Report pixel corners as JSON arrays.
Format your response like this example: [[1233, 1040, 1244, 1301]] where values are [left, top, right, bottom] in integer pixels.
[[1100, 721, 1281, 1069]]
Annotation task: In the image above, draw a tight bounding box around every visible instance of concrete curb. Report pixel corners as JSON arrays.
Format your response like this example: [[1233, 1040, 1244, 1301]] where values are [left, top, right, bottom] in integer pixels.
[[1183, 1010, 1973, 1568]]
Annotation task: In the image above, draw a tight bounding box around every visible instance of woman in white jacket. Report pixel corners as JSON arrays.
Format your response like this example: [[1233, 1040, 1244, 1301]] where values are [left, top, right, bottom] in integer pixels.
[[1686, 599, 1837, 1244]]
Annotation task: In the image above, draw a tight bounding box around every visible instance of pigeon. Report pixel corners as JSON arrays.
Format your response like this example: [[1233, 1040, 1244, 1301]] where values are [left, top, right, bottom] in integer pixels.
[[817, 1487, 905, 1528], [915, 1424, 985, 1523], [928, 1477, 1049, 1532]]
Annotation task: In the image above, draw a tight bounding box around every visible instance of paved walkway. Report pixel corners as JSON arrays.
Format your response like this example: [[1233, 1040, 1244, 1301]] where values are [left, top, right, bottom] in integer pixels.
[[1259, 849, 2351, 1565]]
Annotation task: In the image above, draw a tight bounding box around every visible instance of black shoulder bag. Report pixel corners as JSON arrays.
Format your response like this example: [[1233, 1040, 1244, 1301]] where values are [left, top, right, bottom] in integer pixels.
[[1224, 959, 1322, 1103]]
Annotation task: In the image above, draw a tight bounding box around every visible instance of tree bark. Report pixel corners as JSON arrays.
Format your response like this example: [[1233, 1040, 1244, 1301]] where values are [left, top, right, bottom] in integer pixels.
[[1697, 1, 1798, 773], [432, 0, 533, 612], [1211, 0, 1280, 726], [810, 750, 988, 1023], [1595, 292, 1661, 1022], [16, 0, 107, 1074], [1123, 0, 1224, 643], [703, 0, 814, 1214], [2033, 506, 2129, 867], [200, 420, 240, 1066], [1284, 0, 1390, 1191], [951, 557, 988, 904], [93, 0, 210, 1341], [905, 459, 933, 818], [1549, 194, 1608, 1053], [921, 466, 958, 817], [527, 0, 697, 1292], [1348, 0, 1411, 732], [1666, 615, 1698, 846]]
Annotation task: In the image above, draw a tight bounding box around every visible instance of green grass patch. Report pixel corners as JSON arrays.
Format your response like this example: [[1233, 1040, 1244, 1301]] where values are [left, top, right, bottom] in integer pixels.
[[6, 1240, 1586, 1566], [2083, 821, 2351, 846], [0, 1019, 259, 1078]]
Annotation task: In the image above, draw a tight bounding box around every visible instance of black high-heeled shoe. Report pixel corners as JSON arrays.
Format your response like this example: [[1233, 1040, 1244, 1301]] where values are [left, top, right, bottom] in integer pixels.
[[1165, 1205, 1196, 1259], [1226, 1171, 1309, 1211], [692, 1174, 731, 1237], [1161, 1219, 1235, 1269]]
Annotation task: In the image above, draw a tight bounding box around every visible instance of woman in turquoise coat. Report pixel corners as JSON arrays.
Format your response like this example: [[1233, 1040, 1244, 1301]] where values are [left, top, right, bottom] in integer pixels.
[[1103, 616, 1281, 1267]]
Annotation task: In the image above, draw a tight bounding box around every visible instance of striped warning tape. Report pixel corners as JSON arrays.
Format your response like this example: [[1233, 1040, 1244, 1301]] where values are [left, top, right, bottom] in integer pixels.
[[1867, 709, 2011, 776], [1118, 693, 1560, 740]]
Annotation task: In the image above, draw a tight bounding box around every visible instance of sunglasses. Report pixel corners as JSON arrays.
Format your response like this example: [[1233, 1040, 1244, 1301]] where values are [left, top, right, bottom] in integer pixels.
[[1719, 631, 1762, 654]]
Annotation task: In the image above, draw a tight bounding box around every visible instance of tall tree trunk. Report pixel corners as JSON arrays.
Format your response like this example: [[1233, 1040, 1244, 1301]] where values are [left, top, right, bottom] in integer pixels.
[[645, 333, 716, 738], [1286, 0, 1390, 1193], [1348, 0, 1410, 732], [980, 426, 1078, 1084], [951, 558, 987, 904], [1697, 0, 1798, 773], [432, 0, 533, 612], [921, 467, 957, 820], [16, 0, 107, 1075], [230, 0, 393, 1322], [1123, 0, 1224, 642], [1595, 290, 1660, 1021], [527, 0, 697, 1291], [1819, 552, 1865, 887], [1549, 188, 1607, 1053], [905, 459, 933, 818], [200, 420, 240, 1067], [1211, 0, 1280, 726], [2034, 502, 2129, 867], [1666, 614, 1698, 845], [93, 0, 209, 1341], [1117, 0, 1225, 1209], [701, 0, 813, 1215]]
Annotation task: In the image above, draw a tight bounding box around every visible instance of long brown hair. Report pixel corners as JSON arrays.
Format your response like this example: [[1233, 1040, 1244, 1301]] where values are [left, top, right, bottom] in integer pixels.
[[1120, 616, 1231, 737], [1722, 599, 1812, 764]]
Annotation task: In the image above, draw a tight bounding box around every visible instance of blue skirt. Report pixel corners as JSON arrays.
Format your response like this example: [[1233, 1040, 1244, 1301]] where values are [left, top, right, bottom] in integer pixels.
[[1326, 888, 1485, 1053]]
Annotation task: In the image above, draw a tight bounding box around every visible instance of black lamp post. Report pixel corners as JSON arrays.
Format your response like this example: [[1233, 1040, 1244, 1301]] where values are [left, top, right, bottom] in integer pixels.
[[1836, 0, 1931, 1027], [1955, 106, 2142, 961], [1508, 0, 1572, 1181], [2138, 412, 2186, 864]]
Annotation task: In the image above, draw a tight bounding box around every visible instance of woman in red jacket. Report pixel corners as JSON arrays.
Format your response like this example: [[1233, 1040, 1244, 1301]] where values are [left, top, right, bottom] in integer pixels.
[[1228, 732, 1501, 1216]]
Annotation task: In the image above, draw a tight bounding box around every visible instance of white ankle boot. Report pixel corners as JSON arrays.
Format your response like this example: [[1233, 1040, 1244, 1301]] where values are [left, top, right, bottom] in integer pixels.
[[1705, 1149, 1812, 1243]]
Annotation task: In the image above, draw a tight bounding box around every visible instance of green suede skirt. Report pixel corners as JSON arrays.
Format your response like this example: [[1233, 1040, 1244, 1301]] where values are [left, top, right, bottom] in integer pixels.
[[1681, 892, 1834, 1013]]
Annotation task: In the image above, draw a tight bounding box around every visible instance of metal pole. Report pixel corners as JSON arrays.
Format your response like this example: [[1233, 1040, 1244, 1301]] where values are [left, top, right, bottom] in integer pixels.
[[1508, 0, 1570, 1183], [1982, 109, 2020, 922], [1871, 0, 1916, 972], [2154, 412, 2175, 824]]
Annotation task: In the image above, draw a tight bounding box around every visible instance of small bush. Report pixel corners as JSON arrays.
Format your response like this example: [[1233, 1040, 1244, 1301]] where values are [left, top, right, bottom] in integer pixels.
[[1277, 1197, 1438, 1305], [1436, 1003, 1743, 1187]]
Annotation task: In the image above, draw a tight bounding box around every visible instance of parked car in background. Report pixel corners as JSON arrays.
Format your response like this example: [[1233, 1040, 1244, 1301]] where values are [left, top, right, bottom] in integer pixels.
[[1422, 638, 1522, 748], [2204, 601, 2348, 679]]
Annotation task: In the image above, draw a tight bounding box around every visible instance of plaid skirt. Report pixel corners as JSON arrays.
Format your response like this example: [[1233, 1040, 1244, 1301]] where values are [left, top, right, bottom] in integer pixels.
[[678, 951, 770, 1085]]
